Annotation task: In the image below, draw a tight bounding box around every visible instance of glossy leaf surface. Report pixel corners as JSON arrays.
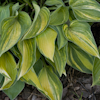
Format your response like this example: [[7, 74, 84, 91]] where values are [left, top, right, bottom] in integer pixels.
[[50, 6, 69, 26], [63, 20, 99, 58], [18, 38, 36, 79], [69, 0, 100, 22], [0, 52, 17, 90], [0, 17, 21, 56], [36, 27, 57, 61], [67, 42, 94, 74], [39, 66, 63, 100]]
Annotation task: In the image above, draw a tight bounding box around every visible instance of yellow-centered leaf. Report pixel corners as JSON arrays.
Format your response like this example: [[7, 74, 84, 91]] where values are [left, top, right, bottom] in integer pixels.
[[36, 27, 57, 61]]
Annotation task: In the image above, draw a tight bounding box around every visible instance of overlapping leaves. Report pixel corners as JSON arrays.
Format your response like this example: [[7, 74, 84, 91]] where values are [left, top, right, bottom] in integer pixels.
[[67, 42, 94, 74], [49, 6, 69, 26], [63, 20, 99, 58], [69, 0, 100, 22], [23, 2, 50, 39], [18, 38, 36, 79], [0, 17, 21, 56], [0, 52, 17, 90], [39, 66, 63, 100], [0, 0, 100, 100]]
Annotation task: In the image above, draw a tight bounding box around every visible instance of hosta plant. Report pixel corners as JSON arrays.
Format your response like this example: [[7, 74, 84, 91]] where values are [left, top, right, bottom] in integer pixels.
[[0, 0, 100, 100]]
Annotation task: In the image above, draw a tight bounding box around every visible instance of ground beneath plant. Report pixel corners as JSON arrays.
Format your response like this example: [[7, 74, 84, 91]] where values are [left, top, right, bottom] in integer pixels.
[[1, 68, 100, 100], [0, 23, 100, 100]]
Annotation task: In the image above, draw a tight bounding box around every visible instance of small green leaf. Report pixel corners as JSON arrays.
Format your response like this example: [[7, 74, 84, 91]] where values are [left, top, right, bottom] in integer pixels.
[[63, 20, 99, 58], [92, 47, 100, 86], [69, 0, 100, 22], [22, 2, 50, 39], [45, 0, 64, 6], [3, 80, 25, 100], [0, 17, 21, 56], [67, 42, 94, 74], [39, 66, 63, 100], [36, 27, 57, 61], [0, 52, 17, 90], [18, 38, 36, 79], [49, 6, 69, 26], [17, 11, 32, 37], [54, 45, 67, 76]]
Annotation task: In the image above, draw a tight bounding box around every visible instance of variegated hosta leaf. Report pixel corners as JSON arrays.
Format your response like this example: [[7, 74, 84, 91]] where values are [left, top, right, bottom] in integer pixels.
[[39, 66, 63, 100], [0, 52, 17, 90], [92, 47, 100, 86], [0, 5, 10, 24], [56, 25, 67, 50], [0, 17, 21, 56], [67, 42, 94, 74], [36, 27, 57, 61], [45, 0, 64, 6], [54, 45, 67, 76], [21, 68, 47, 95], [18, 38, 36, 79], [3, 80, 25, 100], [63, 20, 99, 58], [69, 0, 100, 22], [17, 11, 32, 37], [49, 6, 69, 26], [22, 2, 50, 40]]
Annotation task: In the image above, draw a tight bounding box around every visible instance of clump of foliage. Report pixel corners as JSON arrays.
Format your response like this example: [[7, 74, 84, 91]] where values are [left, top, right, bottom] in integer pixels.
[[0, 0, 100, 100]]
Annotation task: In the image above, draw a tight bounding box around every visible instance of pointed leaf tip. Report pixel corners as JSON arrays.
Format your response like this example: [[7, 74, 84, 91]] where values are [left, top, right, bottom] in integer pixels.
[[36, 27, 57, 61]]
